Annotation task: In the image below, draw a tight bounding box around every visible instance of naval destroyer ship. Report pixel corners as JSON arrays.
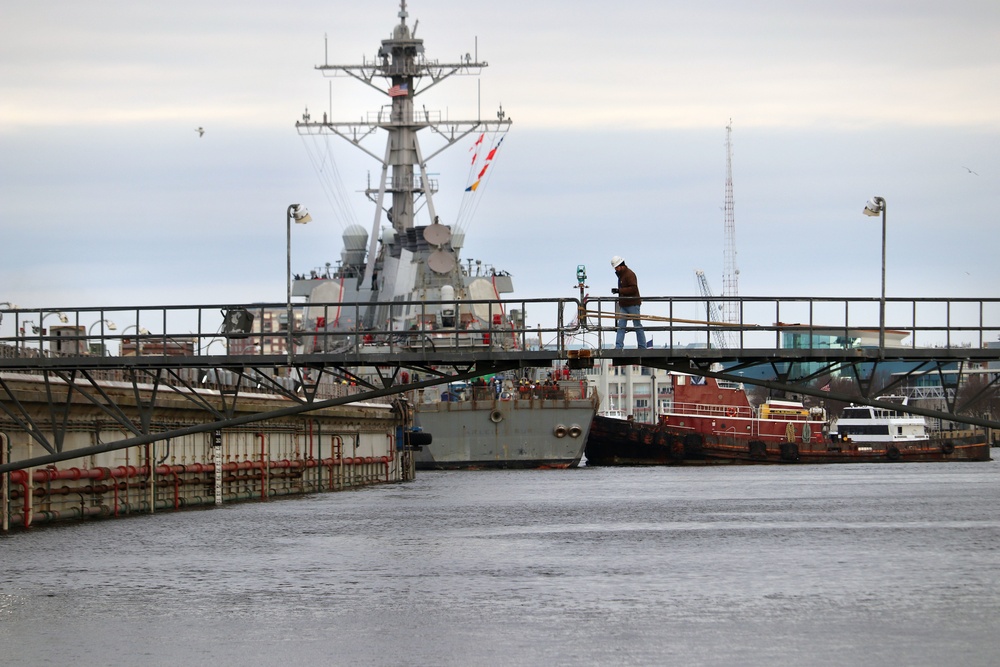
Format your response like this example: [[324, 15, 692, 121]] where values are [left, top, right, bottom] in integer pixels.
[[293, 2, 597, 469]]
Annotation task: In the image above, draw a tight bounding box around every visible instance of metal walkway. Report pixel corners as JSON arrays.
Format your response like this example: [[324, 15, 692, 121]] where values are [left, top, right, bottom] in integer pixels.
[[2, 295, 999, 471]]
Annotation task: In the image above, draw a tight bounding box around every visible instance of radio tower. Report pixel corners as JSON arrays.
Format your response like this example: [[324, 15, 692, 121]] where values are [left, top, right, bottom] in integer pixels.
[[722, 120, 739, 325]]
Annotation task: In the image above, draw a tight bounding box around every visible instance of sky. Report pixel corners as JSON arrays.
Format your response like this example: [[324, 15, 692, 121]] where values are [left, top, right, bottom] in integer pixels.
[[2, 1, 999, 336]]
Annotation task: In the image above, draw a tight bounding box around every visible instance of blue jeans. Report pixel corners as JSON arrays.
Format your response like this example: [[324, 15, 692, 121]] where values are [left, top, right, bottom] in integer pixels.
[[615, 304, 646, 349]]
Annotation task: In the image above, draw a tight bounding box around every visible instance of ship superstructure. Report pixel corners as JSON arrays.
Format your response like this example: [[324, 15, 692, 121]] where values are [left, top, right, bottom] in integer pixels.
[[295, 1, 512, 338], [293, 2, 596, 469]]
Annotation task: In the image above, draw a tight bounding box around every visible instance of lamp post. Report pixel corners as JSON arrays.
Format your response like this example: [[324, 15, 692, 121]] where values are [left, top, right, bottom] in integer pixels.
[[19, 321, 35, 350], [0, 302, 18, 328], [31, 312, 69, 354], [40, 311, 69, 330], [120, 325, 149, 355], [286, 203, 312, 365], [862, 196, 886, 351], [88, 319, 117, 336], [88, 320, 116, 356]]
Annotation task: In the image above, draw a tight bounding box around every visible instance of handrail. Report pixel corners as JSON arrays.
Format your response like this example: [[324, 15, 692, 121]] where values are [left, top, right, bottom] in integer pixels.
[[1, 295, 998, 364]]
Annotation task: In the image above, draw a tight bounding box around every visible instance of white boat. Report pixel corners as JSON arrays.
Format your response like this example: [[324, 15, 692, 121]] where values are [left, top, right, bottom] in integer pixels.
[[597, 407, 628, 420], [830, 395, 929, 445]]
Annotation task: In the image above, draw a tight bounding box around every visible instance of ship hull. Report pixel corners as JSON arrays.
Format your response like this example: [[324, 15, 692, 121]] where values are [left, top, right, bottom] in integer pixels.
[[585, 416, 992, 466], [414, 398, 596, 470]]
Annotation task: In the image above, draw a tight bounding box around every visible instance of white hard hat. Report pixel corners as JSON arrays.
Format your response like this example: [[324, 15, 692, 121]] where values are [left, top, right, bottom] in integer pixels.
[[610, 256, 625, 268]]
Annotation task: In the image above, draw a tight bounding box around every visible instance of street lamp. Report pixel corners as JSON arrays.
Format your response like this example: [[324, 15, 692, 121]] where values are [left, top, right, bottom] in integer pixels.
[[120, 325, 149, 355], [862, 196, 887, 351], [88, 320, 116, 356], [40, 312, 69, 329], [120, 325, 149, 336], [0, 302, 17, 327], [88, 319, 117, 336], [286, 203, 312, 365]]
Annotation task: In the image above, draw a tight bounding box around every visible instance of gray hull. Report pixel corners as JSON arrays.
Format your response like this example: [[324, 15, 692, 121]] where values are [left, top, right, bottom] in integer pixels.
[[413, 398, 596, 469]]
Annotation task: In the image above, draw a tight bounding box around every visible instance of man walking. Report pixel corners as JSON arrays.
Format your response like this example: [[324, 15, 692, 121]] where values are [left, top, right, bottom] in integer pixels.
[[611, 256, 646, 349]]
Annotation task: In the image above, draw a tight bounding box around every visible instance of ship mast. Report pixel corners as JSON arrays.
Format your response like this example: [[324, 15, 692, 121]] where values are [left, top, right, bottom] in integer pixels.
[[296, 1, 511, 293]]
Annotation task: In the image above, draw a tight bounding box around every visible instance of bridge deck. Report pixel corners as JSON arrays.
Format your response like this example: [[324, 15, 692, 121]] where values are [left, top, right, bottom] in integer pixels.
[[2, 295, 999, 472]]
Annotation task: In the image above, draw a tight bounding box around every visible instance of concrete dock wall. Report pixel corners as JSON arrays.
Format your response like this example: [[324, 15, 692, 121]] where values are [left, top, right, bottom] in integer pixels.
[[1, 374, 415, 532]]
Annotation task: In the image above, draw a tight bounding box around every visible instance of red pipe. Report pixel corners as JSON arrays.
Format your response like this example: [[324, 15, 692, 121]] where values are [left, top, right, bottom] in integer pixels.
[[330, 435, 344, 490], [308, 420, 315, 460], [172, 468, 181, 509], [24, 482, 151, 498], [259, 432, 267, 501], [9, 441, 400, 527], [10, 470, 30, 527]]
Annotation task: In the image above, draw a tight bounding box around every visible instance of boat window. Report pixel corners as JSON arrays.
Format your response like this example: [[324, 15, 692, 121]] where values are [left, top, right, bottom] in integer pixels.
[[840, 425, 890, 436]]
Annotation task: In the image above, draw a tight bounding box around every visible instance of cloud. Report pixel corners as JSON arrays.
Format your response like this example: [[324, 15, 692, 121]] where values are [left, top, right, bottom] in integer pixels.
[[1, 0, 998, 320]]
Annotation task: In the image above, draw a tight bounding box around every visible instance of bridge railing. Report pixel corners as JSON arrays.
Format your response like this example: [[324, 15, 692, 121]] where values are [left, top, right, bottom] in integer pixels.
[[1, 295, 999, 362], [584, 296, 1000, 352]]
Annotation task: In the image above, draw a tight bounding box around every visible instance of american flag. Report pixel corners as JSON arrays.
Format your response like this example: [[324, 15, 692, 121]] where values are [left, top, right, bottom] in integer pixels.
[[388, 82, 409, 97]]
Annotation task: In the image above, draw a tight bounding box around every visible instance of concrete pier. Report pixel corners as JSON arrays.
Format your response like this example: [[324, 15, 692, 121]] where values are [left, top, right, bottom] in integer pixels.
[[0, 373, 414, 531]]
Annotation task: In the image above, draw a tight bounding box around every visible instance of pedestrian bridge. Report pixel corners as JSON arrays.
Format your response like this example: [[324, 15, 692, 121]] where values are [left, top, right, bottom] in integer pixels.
[[2, 295, 999, 471]]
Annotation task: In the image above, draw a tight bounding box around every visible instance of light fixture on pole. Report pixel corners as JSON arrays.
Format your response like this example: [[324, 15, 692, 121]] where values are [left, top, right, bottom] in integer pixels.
[[88, 319, 117, 336], [88, 320, 116, 356], [120, 325, 149, 336], [862, 196, 886, 351], [286, 203, 312, 365], [0, 302, 17, 327], [40, 312, 69, 329], [120, 325, 149, 355]]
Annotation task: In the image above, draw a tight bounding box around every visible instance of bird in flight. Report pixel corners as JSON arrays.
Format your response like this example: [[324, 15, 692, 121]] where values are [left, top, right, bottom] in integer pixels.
[[962, 166, 978, 175], [196, 127, 205, 138]]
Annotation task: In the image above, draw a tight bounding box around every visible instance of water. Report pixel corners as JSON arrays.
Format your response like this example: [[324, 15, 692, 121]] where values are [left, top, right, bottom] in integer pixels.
[[2, 460, 999, 666]]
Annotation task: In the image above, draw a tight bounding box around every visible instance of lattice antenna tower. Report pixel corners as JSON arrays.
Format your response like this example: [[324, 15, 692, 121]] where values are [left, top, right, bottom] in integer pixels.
[[722, 120, 739, 324]]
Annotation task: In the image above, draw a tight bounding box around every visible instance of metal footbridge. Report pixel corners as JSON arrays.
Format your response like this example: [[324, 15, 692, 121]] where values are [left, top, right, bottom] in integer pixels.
[[2, 294, 999, 472]]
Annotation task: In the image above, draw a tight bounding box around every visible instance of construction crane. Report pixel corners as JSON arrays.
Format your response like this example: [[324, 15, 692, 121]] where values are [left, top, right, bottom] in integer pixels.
[[695, 270, 731, 349]]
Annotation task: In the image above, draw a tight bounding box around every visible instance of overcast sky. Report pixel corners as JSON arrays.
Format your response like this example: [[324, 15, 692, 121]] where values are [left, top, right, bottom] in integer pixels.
[[2, 1, 998, 334]]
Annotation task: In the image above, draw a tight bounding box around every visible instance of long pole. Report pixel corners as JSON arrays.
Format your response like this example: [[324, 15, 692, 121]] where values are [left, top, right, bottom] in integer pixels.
[[286, 205, 293, 366], [879, 201, 887, 352]]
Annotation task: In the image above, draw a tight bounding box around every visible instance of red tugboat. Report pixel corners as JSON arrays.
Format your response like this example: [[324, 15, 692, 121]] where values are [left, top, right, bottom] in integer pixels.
[[584, 374, 991, 465]]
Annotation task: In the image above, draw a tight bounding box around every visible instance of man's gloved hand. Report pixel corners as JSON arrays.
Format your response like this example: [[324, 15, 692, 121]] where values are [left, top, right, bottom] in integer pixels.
[[611, 288, 619, 294]]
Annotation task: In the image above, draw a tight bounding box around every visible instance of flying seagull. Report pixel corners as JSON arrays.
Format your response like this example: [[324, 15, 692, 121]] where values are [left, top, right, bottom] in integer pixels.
[[962, 166, 978, 175], [196, 127, 205, 138]]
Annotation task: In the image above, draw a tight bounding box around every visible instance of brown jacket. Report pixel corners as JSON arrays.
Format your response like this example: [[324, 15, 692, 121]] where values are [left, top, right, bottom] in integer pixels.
[[617, 266, 641, 307]]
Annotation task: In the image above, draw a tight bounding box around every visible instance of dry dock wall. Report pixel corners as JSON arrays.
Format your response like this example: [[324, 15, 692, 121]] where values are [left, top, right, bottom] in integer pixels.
[[1, 374, 415, 532]]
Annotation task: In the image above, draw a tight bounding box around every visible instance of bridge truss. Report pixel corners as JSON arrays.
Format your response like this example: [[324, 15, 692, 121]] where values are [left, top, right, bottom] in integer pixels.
[[2, 295, 999, 472]]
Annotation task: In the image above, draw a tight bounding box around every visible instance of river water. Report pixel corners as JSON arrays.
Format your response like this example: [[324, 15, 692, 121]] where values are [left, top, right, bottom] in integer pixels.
[[2, 460, 999, 666]]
